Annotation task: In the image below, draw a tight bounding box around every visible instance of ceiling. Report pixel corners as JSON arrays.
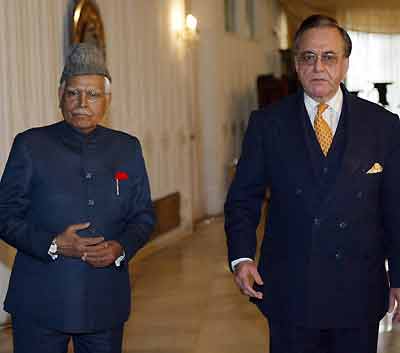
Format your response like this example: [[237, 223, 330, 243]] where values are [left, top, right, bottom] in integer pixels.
[[280, 0, 400, 35], [282, 0, 400, 10]]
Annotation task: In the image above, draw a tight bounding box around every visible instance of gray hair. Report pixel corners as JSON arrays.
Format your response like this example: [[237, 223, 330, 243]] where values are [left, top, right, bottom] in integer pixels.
[[59, 76, 111, 94], [294, 14, 352, 58]]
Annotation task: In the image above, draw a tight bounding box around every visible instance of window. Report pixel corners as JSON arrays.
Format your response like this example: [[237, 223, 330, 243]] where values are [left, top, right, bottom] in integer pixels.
[[224, 0, 236, 33], [346, 31, 400, 115], [244, 0, 255, 39]]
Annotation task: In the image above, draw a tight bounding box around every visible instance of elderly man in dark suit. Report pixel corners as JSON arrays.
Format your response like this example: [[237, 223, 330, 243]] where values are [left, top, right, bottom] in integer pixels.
[[225, 15, 400, 353], [0, 43, 155, 353]]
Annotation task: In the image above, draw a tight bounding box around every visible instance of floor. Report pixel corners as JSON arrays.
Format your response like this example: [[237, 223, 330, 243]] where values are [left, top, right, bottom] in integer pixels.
[[1, 218, 400, 353]]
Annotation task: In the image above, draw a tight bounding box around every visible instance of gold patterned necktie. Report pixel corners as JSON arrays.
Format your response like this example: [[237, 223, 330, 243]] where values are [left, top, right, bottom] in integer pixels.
[[314, 103, 332, 156]]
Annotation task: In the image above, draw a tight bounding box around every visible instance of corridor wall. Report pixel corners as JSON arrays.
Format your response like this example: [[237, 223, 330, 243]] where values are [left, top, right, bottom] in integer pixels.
[[192, 0, 282, 214]]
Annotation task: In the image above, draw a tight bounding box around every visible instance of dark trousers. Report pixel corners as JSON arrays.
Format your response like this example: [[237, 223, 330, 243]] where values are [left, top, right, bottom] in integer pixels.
[[269, 320, 379, 353], [12, 316, 124, 353]]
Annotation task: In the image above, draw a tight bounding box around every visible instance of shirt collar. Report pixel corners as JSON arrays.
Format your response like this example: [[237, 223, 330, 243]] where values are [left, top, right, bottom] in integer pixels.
[[304, 88, 343, 116]]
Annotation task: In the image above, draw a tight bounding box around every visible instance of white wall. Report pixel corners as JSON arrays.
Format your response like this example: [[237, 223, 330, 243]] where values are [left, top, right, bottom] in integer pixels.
[[98, 0, 195, 225], [192, 0, 281, 214], [0, 0, 69, 326]]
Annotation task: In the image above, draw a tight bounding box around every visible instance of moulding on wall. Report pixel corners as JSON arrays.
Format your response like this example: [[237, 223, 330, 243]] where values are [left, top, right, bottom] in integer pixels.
[[151, 192, 181, 239]]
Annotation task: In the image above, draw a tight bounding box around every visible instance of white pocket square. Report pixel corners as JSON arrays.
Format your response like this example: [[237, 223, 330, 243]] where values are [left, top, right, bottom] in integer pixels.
[[366, 162, 383, 174]]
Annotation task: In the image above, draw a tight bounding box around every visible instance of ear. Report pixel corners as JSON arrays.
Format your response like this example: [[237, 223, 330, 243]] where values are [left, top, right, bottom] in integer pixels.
[[294, 57, 300, 75], [342, 57, 350, 80], [105, 93, 112, 113], [344, 57, 350, 72], [58, 85, 64, 108]]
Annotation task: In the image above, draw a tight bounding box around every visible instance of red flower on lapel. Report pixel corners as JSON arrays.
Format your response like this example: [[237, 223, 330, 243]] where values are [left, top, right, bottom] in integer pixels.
[[115, 171, 128, 196], [115, 171, 128, 181]]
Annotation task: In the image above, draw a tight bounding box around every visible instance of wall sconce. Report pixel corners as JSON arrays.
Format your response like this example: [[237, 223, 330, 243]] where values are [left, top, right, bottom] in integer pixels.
[[178, 14, 199, 42]]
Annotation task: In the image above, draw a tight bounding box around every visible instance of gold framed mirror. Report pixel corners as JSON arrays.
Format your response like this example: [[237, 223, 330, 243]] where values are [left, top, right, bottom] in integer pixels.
[[71, 0, 105, 50]]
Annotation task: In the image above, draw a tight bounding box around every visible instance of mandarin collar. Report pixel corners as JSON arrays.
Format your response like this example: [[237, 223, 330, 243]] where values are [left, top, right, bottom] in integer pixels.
[[61, 120, 104, 143]]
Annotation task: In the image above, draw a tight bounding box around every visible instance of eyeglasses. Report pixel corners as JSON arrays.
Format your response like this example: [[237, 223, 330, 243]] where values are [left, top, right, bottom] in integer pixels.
[[296, 52, 342, 67], [64, 88, 108, 103]]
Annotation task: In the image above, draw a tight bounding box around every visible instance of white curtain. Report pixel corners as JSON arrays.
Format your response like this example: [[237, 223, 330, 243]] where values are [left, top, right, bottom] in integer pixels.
[[346, 31, 400, 116]]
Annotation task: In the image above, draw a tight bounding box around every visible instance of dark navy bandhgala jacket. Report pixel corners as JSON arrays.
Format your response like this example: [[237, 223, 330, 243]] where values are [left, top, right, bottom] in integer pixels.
[[0, 121, 155, 332], [225, 87, 400, 328]]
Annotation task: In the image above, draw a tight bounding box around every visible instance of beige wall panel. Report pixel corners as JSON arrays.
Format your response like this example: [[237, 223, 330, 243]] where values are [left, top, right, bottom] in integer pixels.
[[193, 0, 282, 214], [0, 0, 69, 325]]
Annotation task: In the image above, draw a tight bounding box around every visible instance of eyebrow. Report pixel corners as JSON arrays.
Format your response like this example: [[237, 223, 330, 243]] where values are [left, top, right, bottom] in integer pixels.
[[300, 50, 338, 55], [66, 87, 104, 91]]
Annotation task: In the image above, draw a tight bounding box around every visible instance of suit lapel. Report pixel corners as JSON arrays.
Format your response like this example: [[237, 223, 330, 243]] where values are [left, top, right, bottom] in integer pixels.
[[322, 89, 371, 207], [273, 89, 373, 213], [280, 92, 320, 214], [298, 95, 322, 183], [284, 92, 317, 179]]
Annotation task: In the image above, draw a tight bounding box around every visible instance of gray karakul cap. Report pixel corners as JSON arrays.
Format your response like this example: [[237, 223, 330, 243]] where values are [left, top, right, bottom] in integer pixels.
[[60, 42, 112, 84]]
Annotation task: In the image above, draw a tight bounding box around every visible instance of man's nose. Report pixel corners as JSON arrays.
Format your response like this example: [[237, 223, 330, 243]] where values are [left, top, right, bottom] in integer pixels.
[[313, 56, 324, 72], [78, 92, 88, 107]]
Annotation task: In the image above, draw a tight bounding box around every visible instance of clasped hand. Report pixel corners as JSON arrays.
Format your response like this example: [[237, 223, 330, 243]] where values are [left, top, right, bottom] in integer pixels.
[[55, 222, 123, 268]]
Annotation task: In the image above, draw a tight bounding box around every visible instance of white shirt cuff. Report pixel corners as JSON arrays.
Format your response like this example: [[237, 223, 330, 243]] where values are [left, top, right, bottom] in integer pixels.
[[115, 251, 125, 267], [48, 239, 58, 260], [49, 252, 58, 260], [48, 243, 125, 266], [231, 257, 253, 271]]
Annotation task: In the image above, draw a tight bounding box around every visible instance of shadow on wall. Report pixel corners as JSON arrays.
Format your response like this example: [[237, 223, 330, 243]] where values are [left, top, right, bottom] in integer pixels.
[[0, 241, 15, 325]]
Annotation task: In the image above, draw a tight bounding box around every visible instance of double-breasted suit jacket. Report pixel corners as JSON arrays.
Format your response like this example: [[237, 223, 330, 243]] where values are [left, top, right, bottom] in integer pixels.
[[0, 121, 155, 332], [225, 87, 400, 328]]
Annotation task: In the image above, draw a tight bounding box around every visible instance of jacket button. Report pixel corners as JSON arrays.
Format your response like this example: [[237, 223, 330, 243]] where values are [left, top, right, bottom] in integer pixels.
[[339, 221, 347, 229], [88, 199, 95, 206], [313, 218, 320, 226]]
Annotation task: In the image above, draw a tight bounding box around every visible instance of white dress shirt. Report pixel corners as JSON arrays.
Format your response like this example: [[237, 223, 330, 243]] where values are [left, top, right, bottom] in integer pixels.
[[304, 88, 343, 135]]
